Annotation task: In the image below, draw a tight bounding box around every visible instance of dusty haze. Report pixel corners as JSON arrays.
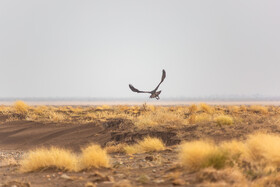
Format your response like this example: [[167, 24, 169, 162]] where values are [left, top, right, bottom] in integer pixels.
[[1, 0, 280, 99]]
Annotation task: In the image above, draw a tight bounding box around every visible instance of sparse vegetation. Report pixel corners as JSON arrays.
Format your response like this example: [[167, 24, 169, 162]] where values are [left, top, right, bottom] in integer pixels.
[[199, 103, 214, 114], [179, 141, 228, 171], [80, 144, 110, 170], [191, 113, 212, 124], [134, 108, 187, 129], [14, 100, 29, 116], [124, 137, 165, 154], [105, 143, 127, 154], [20, 147, 78, 172], [20, 144, 110, 172], [3, 103, 280, 186], [215, 115, 234, 126], [249, 105, 268, 114], [246, 133, 280, 166], [178, 132, 280, 184]]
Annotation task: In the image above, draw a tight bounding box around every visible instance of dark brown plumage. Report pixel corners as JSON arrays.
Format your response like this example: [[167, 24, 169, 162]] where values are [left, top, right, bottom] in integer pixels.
[[129, 69, 166, 100]]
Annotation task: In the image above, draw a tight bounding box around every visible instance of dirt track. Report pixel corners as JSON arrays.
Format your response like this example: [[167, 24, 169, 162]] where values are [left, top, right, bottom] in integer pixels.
[[0, 121, 108, 151], [1, 115, 280, 152]]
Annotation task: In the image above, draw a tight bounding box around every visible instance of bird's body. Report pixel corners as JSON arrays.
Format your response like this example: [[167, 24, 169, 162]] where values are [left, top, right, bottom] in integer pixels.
[[129, 69, 166, 100]]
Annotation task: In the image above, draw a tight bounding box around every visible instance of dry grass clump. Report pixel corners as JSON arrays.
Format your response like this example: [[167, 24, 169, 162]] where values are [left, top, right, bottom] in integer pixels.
[[246, 133, 280, 166], [20, 147, 78, 172], [105, 143, 127, 154], [20, 144, 111, 172], [253, 173, 280, 187], [228, 106, 240, 114], [189, 113, 212, 124], [124, 145, 140, 155], [179, 141, 228, 171], [199, 103, 214, 114], [13, 100, 29, 115], [188, 104, 198, 114], [0, 105, 11, 114], [138, 136, 166, 152], [96, 105, 112, 110], [215, 115, 234, 126], [179, 133, 280, 176], [80, 144, 110, 170], [220, 140, 247, 161], [85, 110, 133, 122], [195, 168, 247, 185], [135, 108, 186, 129], [249, 105, 268, 114], [32, 106, 49, 116], [124, 137, 165, 154], [48, 111, 67, 122]]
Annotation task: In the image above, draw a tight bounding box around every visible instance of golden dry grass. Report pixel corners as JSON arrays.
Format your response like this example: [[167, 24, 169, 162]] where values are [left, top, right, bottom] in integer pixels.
[[245, 133, 280, 166], [249, 105, 268, 114], [124, 137, 165, 154], [105, 143, 127, 154], [199, 103, 214, 114], [20, 144, 111, 172], [137, 136, 166, 152], [179, 133, 280, 174], [79, 144, 110, 170], [188, 104, 198, 114], [179, 140, 231, 171], [123, 145, 140, 155], [14, 100, 29, 115], [189, 113, 212, 124], [215, 115, 234, 126], [134, 108, 187, 129], [20, 147, 78, 172], [219, 140, 247, 161]]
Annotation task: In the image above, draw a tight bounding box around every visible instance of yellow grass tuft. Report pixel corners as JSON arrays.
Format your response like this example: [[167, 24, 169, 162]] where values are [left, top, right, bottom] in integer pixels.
[[0, 105, 11, 114], [138, 136, 165, 152], [105, 143, 127, 154], [14, 100, 29, 115], [188, 104, 198, 114], [135, 108, 187, 129], [80, 144, 110, 170], [48, 111, 67, 122], [124, 145, 140, 155], [199, 103, 214, 114], [33, 106, 48, 116], [96, 105, 111, 110], [220, 140, 247, 161], [245, 133, 280, 166], [228, 106, 240, 113], [20, 147, 78, 172], [190, 113, 212, 124], [188, 114, 196, 124], [124, 137, 165, 154], [179, 141, 228, 171], [179, 133, 280, 173], [215, 115, 234, 126], [249, 105, 268, 114]]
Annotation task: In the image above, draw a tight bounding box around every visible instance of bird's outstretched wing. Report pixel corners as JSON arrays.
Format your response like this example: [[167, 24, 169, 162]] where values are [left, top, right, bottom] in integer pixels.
[[152, 69, 166, 92], [129, 84, 151, 93]]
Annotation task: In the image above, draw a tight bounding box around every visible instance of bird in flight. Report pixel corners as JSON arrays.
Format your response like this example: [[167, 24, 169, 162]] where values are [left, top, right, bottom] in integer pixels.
[[129, 69, 166, 100]]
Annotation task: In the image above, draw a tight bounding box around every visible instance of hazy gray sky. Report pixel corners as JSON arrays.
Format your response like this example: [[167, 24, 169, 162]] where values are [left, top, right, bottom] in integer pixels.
[[1, 0, 280, 99]]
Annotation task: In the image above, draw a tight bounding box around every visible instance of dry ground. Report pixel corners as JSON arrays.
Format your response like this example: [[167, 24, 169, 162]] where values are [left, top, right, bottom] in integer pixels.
[[1, 102, 280, 186]]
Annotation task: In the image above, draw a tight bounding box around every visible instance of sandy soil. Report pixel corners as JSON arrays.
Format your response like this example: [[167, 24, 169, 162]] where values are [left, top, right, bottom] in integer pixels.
[[1, 107, 280, 186]]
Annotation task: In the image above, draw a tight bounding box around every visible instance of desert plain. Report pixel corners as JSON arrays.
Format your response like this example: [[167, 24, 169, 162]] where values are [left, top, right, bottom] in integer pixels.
[[1, 101, 280, 186]]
